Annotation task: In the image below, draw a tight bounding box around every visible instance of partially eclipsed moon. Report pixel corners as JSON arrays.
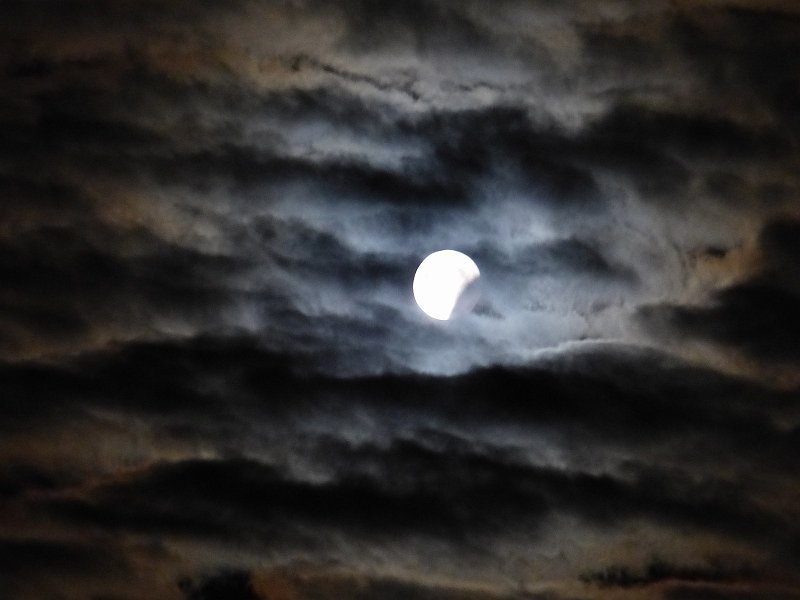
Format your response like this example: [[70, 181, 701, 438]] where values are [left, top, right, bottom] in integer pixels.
[[413, 250, 480, 320]]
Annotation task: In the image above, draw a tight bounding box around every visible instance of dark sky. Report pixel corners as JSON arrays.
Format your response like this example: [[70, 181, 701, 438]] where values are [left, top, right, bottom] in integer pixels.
[[2, 1, 800, 599]]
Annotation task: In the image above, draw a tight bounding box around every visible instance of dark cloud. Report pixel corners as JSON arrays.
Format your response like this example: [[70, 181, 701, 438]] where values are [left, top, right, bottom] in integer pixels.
[[0, 463, 76, 498], [47, 455, 548, 545], [420, 106, 607, 211], [664, 586, 800, 600], [586, 103, 786, 167], [759, 218, 800, 268], [5, 333, 788, 446], [331, 0, 491, 53], [642, 282, 800, 363], [179, 570, 261, 600], [672, 6, 800, 115], [0, 538, 126, 586], [0, 176, 92, 220], [0, 0, 246, 30], [2, 0, 800, 598], [580, 558, 759, 588], [4, 333, 799, 590], [41, 401, 798, 559], [0, 224, 246, 357], [639, 218, 800, 364], [180, 567, 577, 600]]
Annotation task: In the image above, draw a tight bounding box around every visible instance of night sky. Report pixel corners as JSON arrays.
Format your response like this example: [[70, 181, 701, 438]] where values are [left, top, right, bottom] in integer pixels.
[[2, 1, 800, 599]]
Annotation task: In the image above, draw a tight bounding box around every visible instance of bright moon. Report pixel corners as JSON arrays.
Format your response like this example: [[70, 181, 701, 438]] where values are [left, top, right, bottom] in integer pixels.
[[413, 250, 480, 320]]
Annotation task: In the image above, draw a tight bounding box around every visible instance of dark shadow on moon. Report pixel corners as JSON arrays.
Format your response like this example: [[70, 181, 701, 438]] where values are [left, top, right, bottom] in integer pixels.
[[451, 277, 482, 319]]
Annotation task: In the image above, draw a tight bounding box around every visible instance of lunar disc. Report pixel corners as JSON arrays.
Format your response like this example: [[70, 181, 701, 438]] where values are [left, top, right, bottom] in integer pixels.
[[413, 250, 480, 320]]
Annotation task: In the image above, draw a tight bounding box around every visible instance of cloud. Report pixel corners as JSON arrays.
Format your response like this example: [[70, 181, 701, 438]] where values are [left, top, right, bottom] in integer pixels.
[[0, 223, 247, 359], [181, 567, 580, 600], [638, 218, 800, 367], [4, 334, 799, 586], [643, 282, 800, 362], [40, 391, 798, 562], [0, 538, 127, 596], [580, 558, 759, 588], [0, 463, 76, 499], [664, 586, 800, 600], [179, 570, 261, 600], [6, 0, 798, 372], [0, 538, 119, 573], [2, 0, 800, 598]]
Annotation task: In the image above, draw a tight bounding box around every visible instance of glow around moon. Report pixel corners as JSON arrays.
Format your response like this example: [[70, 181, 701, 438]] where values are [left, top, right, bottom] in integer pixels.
[[413, 250, 480, 320]]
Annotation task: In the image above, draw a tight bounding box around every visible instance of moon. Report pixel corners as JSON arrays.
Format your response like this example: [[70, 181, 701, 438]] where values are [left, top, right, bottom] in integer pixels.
[[413, 250, 480, 320]]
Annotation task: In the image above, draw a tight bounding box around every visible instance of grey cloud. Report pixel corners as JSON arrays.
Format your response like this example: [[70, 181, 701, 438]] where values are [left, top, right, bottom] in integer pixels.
[[473, 237, 637, 282], [3, 0, 800, 598]]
